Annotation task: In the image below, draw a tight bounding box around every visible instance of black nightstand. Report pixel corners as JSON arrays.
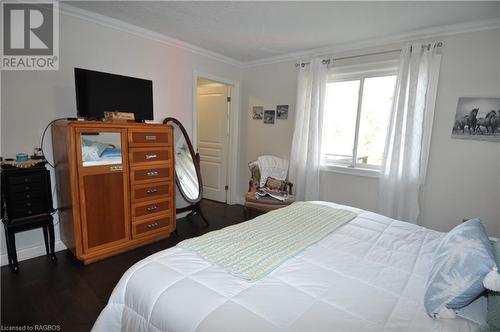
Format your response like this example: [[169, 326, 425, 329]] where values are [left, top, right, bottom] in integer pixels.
[[1, 163, 57, 272]]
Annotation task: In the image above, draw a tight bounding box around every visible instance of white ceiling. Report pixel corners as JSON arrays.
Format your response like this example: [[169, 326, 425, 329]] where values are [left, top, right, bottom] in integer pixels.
[[68, 1, 500, 63]]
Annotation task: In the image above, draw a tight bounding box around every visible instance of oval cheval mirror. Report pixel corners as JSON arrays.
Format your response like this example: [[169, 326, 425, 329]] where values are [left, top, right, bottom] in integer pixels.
[[163, 117, 209, 225]]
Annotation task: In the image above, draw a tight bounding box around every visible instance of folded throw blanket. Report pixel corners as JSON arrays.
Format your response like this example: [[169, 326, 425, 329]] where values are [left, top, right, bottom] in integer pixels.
[[257, 155, 288, 187], [179, 202, 357, 281]]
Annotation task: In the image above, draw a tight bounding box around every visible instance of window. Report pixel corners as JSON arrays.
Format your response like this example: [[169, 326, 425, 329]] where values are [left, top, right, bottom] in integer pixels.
[[322, 63, 397, 171]]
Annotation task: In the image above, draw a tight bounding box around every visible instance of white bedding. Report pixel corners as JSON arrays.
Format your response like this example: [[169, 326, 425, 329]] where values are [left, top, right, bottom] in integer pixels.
[[93, 202, 480, 332]]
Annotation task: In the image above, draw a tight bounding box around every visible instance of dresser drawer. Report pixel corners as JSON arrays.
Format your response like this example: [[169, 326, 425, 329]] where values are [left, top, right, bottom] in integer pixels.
[[132, 198, 171, 220], [10, 205, 46, 219], [6, 173, 43, 185], [9, 182, 42, 193], [131, 182, 171, 202], [130, 165, 172, 184], [128, 129, 171, 147], [10, 190, 43, 201], [132, 215, 172, 239], [13, 199, 44, 210], [129, 147, 172, 166]]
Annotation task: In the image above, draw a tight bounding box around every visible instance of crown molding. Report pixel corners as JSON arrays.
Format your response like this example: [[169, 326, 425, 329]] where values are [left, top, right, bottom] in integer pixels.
[[241, 17, 500, 68], [59, 3, 244, 68], [58, 3, 500, 70]]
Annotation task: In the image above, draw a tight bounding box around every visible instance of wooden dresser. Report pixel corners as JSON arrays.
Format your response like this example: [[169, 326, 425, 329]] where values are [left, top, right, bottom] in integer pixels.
[[52, 120, 175, 264]]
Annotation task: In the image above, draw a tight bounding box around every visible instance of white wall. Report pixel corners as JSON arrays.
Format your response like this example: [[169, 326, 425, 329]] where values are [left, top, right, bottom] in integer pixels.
[[419, 29, 500, 236], [0, 12, 242, 264], [241, 28, 500, 237], [239, 61, 297, 200]]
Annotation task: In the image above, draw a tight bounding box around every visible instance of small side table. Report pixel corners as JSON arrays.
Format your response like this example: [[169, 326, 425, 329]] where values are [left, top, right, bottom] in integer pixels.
[[1, 164, 57, 272]]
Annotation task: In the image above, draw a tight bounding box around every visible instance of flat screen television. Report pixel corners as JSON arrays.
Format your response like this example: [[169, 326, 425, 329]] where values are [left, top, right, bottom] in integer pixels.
[[74, 68, 153, 121]]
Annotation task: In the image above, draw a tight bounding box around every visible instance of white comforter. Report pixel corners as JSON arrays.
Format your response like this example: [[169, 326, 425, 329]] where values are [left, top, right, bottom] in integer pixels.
[[93, 202, 479, 332]]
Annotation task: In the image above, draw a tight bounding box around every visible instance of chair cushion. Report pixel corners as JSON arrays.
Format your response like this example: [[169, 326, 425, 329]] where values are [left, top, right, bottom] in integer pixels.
[[244, 201, 290, 213]]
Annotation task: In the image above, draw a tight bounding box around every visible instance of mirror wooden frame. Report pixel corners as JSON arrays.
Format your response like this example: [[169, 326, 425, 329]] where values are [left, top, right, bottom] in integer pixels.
[[163, 117, 208, 225]]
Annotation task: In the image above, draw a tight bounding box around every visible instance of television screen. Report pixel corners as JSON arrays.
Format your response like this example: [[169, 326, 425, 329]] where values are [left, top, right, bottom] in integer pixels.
[[74, 68, 153, 121]]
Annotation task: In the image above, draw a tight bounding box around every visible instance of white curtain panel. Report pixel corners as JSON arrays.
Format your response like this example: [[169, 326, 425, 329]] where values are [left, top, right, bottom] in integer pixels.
[[378, 43, 442, 223], [289, 58, 328, 201]]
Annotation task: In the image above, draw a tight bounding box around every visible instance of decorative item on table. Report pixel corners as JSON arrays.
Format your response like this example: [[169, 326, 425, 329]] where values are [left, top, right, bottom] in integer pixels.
[[252, 106, 264, 120], [451, 97, 500, 142], [103, 111, 135, 123], [263, 110, 275, 124], [276, 105, 289, 119], [16, 153, 29, 162], [32, 147, 45, 159]]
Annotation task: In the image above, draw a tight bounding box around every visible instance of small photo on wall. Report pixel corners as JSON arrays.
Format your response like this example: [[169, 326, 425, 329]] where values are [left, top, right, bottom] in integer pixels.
[[277, 105, 289, 119], [252, 106, 263, 120], [264, 110, 275, 124], [451, 97, 500, 142]]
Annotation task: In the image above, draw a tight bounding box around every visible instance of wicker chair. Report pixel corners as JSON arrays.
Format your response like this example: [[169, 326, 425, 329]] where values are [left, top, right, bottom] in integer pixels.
[[244, 160, 295, 220]]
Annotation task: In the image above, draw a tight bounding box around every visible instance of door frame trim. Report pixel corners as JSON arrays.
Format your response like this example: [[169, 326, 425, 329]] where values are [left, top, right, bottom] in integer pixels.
[[192, 70, 240, 205]]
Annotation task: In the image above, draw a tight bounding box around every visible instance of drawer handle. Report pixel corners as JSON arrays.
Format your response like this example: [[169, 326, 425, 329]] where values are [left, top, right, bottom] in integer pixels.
[[146, 171, 159, 177], [25, 194, 31, 199], [145, 154, 157, 160], [147, 222, 159, 228], [147, 205, 157, 212], [24, 178, 29, 183], [26, 202, 32, 207], [110, 166, 123, 172], [25, 186, 30, 190], [27, 210, 32, 215], [146, 188, 158, 194], [145, 135, 157, 141]]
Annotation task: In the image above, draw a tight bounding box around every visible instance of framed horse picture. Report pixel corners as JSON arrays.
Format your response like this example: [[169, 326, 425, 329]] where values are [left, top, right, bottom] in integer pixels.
[[451, 97, 500, 142]]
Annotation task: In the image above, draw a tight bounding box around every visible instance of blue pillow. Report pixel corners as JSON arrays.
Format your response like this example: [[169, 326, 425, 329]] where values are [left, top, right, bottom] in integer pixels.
[[424, 219, 500, 318], [487, 239, 500, 331], [455, 295, 487, 328]]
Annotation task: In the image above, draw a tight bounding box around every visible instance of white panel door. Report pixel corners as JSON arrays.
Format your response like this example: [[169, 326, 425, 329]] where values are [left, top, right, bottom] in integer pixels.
[[197, 83, 229, 202]]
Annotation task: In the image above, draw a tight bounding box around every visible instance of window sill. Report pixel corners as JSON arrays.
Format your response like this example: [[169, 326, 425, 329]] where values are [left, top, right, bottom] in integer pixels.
[[320, 164, 380, 178]]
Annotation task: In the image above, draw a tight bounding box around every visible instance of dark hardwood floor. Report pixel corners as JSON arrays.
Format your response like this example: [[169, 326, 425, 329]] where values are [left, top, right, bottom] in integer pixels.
[[1, 200, 249, 332]]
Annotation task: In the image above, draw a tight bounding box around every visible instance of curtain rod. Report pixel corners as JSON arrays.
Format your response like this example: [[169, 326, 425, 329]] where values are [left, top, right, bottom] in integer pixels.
[[295, 42, 443, 67]]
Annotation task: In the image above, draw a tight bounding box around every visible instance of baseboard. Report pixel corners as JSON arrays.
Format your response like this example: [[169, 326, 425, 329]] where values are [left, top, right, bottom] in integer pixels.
[[0, 240, 67, 266], [234, 195, 245, 205]]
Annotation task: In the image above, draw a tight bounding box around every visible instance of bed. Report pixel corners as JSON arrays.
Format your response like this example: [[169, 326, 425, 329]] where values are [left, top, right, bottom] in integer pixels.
[[92, 202, 482, 332]]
